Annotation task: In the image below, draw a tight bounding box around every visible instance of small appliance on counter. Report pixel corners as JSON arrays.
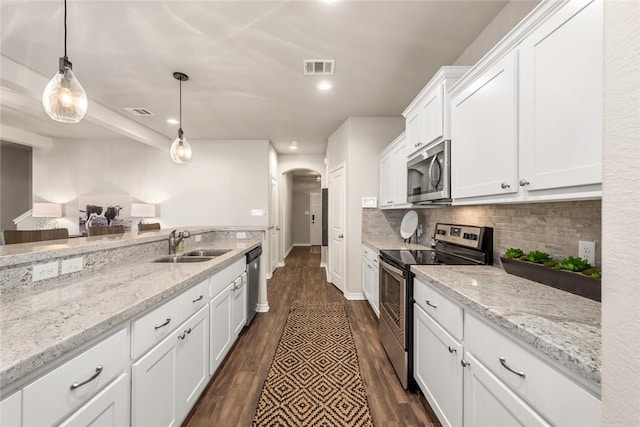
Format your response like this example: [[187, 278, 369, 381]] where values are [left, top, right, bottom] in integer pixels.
[[378, 223, 493, 390]]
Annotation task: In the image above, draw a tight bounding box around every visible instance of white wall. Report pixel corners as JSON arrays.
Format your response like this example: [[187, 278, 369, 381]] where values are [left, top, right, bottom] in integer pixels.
[[327, 117, 405, 297], [454, 0, 540, 66], [283, 173, 293, 255], [32, 138, 271, 234], [602, 1, 640, 424]]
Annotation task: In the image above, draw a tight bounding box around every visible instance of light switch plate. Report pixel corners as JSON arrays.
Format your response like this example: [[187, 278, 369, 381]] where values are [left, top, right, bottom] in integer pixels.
[[362, 197, 377, 208], [251, 209, 264, 216], [236, 232, 247, 239]]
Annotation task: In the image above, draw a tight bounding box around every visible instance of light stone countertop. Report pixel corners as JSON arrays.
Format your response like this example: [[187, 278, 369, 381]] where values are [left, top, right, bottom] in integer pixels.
[[0, 226, 270, 268], [411, 265, 601, 387], [0, 239, 260, 389], [362, 238, 430, 252]]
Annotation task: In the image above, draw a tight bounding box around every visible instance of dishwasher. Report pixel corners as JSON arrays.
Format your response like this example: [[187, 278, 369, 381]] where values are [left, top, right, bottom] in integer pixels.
[[246, 246, 262, 325]]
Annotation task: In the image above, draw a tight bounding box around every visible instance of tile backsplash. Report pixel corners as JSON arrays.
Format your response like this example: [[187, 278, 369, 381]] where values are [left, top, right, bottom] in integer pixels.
[[362, 200, 602, 267]]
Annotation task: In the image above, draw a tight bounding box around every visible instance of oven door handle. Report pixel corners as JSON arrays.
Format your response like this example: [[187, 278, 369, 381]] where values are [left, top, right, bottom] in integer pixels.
[[380, 258, 405, 277]]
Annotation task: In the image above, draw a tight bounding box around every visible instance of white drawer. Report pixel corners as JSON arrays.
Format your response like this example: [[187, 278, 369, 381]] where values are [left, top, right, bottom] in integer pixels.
[[181, 278, 209, 318], [210, 258, 246, 298], [363, 245, 378, 264], [0, 390, 21, 427], [22, 328, 128, 427], [464, 312, 601, 426], [413, 278, 462, 340], [131, 295, 182, 359]]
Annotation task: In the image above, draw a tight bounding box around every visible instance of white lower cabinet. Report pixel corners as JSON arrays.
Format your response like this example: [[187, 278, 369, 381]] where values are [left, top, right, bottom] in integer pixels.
[[361, 245, 379, 317], [131, 327, 179, 427], [463, 353, 548, 427], [132, 305, 210, 427], [0, 391, 22, 427], [231, 274, 247, 337], [209, 283, 234, 376], [414, 304, 463, 427], [413, 278, 601, 427], [59, 374, 130, 427]]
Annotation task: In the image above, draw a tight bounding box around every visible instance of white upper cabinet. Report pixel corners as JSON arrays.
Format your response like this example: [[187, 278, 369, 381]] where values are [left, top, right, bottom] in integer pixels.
[[518, 0, 602, 193], [451, 51, 519, 200], [379, 132, 410, 209], [404, 66, 470, 158], [450, 0, 603, 204]]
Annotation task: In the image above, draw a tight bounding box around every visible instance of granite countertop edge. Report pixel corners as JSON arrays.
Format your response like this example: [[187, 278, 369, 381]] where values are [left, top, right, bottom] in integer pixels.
[[0, 241, 260, 389], [411, 266, 601, 387], [362, 238, 430, 252]]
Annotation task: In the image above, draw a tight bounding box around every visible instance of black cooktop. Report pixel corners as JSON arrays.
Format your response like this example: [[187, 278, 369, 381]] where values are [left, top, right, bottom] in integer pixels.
[[380, 250, 440, 266]]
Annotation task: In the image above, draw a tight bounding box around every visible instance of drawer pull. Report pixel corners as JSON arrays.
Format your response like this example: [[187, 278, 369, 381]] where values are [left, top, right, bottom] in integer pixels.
[[499, 356, 526, 378], [425, 300, 437, 309], [448, 346, 456, 354], [178, 328, 193, 340], [192, 295, 203, 303], [154, 318, 171, 329], [461, 359, 470, 368], [70, 365, 103, 390]]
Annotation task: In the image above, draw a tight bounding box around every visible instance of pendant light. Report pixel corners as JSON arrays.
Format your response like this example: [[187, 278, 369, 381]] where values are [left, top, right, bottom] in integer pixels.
[[169, 72, 192, 164], [42, 0, 88, 123]]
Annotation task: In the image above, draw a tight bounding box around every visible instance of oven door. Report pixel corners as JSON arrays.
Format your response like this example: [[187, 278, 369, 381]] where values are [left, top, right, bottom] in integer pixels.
[[407, 140, 450, 203], [379, 258, 406, 348]]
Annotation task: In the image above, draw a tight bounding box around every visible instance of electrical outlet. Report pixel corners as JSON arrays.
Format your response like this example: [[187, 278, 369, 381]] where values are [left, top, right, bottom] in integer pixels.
[[33, 262, 59, 282], [61, 257, 83, 275], [195, 234, 202, 243], [251, 209, 264, 216], [236, 232, 247, 239], [579, 241, 596, 265]]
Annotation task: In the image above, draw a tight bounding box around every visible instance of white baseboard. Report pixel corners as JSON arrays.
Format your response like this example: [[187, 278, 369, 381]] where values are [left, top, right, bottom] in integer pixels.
[[293, 243, 311, 246], [344, 292, 366, 300], [277, 261, 285, 267], [320, 262, 326, 267], [285, 245, 293, 257], [266, 273, 272, 280]]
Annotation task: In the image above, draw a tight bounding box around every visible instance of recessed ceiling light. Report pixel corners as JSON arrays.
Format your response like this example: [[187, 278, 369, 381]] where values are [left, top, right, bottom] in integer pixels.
[[317, 81, 332, 91], [321, 0, 340, 4], [166, 118, 179, 125], [289, 141, 299, 150]]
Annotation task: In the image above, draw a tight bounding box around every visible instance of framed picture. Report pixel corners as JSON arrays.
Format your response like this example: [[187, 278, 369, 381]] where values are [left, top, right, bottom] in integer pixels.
[[78, 195, 132, 236]]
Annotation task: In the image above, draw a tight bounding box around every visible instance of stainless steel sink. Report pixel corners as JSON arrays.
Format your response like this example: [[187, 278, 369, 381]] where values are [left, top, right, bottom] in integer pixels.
[[152, 255, 214, 263], [183, 249, 232, 257]]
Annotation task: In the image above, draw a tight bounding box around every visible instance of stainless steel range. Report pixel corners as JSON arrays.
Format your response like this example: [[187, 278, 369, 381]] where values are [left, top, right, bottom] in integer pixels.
[[378, 223, 493, 390]]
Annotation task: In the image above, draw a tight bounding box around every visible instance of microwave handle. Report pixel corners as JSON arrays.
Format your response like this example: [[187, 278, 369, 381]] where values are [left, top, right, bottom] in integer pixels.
[[428, 156, 438, 188]]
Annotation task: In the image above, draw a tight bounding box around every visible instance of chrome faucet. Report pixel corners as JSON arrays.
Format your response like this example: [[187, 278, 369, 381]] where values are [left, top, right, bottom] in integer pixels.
[[168, 229, 191, 254]]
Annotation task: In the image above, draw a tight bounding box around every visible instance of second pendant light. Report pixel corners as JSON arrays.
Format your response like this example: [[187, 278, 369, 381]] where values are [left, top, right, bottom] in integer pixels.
[[170, 72, 192, 164]]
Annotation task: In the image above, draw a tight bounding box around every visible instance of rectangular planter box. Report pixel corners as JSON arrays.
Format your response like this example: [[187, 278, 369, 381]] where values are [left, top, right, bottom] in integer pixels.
[[501, 257, 601, 302]]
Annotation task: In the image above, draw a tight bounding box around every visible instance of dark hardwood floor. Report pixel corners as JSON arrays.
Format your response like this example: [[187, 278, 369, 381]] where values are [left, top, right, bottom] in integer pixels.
[[184, 246, 437, 426]]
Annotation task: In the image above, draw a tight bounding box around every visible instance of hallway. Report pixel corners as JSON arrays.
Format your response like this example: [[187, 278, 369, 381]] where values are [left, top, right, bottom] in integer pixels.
[[184, 246, 436, 426]]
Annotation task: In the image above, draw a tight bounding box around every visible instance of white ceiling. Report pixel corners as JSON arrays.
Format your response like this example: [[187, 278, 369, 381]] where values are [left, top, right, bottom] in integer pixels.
[[0, 0, 507, 154]]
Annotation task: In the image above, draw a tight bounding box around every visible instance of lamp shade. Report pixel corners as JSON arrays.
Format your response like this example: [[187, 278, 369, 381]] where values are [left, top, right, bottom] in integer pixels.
[[131, 203, 156, 218], [32, 203, 62, 218]]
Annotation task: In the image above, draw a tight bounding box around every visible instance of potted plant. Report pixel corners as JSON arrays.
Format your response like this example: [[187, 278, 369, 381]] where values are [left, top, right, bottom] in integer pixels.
[[501, 248, 601, 302]]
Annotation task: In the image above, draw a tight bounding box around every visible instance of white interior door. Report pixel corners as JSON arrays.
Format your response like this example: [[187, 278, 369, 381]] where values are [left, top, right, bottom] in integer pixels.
[[309, 192, 322, 245], [329, 164, 345, 291]]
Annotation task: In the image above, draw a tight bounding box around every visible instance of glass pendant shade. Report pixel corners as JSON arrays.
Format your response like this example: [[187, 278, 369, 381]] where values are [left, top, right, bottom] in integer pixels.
[[42, 59, 88, 123], [170, 129, 192, 164]]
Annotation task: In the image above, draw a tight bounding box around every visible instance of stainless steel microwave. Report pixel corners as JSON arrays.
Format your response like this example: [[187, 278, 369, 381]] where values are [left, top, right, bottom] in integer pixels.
[[407, 140, 451, 204]]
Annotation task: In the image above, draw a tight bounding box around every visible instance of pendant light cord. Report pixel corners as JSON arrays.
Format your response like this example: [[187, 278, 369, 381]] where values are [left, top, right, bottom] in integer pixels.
[[179, 79, 182, 129], [64, 0, 67, 58]]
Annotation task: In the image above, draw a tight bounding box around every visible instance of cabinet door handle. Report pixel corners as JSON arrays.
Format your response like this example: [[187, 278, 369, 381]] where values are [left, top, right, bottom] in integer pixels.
[[501, 182, 510, 189], [499, 356, 526, 378], [154, 318, 171, 329], [425, 300, 437, 309], [519, 179, 530, 187], [192, 295, 203, 303], [448, 346, 456, 354], [338, 234, 344, 239], [461, 359, 470, 368], [70, 365, 103, 390], [179, 327, 193, 340]]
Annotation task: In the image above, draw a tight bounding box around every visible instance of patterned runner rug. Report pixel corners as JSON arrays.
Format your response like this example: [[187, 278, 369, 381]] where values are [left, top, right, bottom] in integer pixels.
[[253, 301, 374, 426]]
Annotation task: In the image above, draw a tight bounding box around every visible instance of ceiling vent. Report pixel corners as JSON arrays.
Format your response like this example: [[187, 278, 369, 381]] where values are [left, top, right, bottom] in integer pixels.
[[303, 59, 335, 75], [124, 107, 155, 117]]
